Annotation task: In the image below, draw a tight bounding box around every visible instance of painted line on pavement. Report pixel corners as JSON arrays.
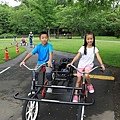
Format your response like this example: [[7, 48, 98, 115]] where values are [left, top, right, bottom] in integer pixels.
[[89, 74, 115, 81], [73, 74, 115, 81], [0, 66, 11, 74]]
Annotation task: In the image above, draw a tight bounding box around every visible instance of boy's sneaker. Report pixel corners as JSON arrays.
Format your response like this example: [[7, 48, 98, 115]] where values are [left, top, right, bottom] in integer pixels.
[[47, 88, 52, 93], [87, 84, 94, 93], [73, 96, 78, 102]]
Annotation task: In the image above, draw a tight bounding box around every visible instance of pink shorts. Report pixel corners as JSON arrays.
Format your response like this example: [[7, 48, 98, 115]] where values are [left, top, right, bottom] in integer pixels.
[[77, 65, 92, 77]]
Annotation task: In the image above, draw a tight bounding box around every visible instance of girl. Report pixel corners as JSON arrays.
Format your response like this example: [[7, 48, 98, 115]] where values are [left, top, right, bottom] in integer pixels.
[[69, 33, 105, 102]]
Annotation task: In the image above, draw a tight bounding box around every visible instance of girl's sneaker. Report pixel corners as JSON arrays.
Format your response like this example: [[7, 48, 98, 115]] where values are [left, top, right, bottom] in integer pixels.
[[73, 96, 78, 102], [87, 84, 94, 93]]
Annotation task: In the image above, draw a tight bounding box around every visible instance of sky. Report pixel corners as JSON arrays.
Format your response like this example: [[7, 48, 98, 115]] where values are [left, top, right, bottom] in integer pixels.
[[0, 0, 21, 7]]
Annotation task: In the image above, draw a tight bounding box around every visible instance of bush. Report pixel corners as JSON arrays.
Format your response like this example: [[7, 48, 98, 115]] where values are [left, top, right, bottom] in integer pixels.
[[0, 34, 39, 39], [0, 33, 17, 38], [115, 31, 120, 38]]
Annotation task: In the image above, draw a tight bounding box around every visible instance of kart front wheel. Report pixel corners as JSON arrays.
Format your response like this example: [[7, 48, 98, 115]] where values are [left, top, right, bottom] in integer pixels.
[[22, 94, 39, 120]]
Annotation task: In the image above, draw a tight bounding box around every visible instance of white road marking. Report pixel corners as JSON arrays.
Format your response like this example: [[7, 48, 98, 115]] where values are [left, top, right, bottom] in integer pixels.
[[0, 66, 11, 74]]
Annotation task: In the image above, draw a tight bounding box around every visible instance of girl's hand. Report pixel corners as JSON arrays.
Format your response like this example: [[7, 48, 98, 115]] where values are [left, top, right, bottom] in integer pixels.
[[101, 64, 105, 71], [67, 63, 72, 67]]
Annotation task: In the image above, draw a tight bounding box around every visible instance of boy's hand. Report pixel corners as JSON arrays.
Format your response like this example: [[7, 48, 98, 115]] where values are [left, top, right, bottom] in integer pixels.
[[47, 61, 52, 67], [20, 61, 25, 67]]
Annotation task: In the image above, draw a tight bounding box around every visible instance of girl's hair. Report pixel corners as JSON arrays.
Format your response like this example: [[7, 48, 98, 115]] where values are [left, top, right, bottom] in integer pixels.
[[39, 31, 48, 37], [83, 33, 95, 55]]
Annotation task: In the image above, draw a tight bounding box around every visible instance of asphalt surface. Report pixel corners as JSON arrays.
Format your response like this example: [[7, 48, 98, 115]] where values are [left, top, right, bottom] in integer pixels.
[[0, 46, 117, 120]]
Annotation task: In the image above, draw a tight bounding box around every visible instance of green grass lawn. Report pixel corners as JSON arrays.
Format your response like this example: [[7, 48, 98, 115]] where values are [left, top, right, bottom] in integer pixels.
[[0, 40, 26, 63], [0, 36, 120, 67], [72, 36, 120, 41], [50, 39, 120, 67], [95, 36, 120, 41]]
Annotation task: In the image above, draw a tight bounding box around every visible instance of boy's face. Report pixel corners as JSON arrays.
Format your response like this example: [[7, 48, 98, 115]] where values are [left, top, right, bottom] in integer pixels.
[[40, 34, 48, 45]]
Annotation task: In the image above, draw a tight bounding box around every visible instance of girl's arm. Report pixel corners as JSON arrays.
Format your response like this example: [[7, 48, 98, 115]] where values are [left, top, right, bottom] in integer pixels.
[[96, 52, 105, 70]]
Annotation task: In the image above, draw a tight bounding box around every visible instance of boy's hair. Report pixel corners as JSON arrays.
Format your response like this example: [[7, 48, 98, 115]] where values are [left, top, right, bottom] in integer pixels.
[[83, 33, 95, 55], [39, 31, 48, 37]]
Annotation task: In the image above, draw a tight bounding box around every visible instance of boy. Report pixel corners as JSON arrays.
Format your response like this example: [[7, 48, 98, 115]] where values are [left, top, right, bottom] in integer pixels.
[[20, 31, 53, 93]]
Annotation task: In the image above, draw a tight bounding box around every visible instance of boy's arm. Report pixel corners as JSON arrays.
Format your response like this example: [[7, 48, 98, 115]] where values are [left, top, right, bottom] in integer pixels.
[[47, 52, 53, 67], [19, 52, 33, 67], [96, 52, 105, 70]]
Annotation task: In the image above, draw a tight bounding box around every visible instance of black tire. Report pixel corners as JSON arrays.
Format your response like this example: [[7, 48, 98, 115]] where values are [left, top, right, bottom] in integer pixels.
[[22, 93, 39, 120], [77, 97, 85, 120]]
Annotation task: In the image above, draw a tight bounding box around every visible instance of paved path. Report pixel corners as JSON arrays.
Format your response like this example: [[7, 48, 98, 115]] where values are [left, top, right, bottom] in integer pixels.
[[0, 46, 116, 120]]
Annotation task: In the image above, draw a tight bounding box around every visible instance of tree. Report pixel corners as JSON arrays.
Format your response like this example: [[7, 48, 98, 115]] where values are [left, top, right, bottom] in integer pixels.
[[0, 5, 11, 34], [0, 0, 119, 38], [53, 0, 120, 37]]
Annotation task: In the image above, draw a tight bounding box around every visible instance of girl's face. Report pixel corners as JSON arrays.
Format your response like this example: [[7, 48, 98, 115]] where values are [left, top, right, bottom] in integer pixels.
[[40, 34, 48, 45], [86, 34, 94, 46]]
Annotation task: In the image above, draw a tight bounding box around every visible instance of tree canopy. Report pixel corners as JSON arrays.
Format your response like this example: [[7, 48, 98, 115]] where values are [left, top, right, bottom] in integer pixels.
[[0, 0, 120, 38]]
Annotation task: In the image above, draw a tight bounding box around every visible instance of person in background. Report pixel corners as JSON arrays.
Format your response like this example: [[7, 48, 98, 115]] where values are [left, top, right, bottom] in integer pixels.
[[28, 32, 34, 48], [12, 36, 17, 44], [20, 37, 27, 46]]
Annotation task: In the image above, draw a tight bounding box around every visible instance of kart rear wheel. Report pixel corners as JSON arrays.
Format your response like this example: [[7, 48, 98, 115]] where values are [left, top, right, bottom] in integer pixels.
[[22, 94, 39, 120]]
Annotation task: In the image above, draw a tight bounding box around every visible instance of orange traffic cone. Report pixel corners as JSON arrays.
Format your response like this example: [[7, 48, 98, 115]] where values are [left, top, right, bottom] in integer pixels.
[[16, 43, 19, 54], [4, 47, 11, 60]]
